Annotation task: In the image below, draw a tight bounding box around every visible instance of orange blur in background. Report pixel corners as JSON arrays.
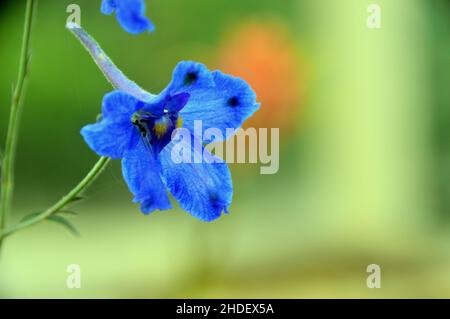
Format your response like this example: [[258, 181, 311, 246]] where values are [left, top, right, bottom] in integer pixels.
[[217, 20, 305, 135]]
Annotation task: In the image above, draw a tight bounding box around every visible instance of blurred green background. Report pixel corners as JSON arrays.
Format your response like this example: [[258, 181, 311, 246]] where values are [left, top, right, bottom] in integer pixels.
[[0, 0, 450, 298]]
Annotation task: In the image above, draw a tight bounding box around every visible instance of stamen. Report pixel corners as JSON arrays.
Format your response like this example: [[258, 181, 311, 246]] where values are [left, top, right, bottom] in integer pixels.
[[176, 115, 183, 128], [131, 113, 148, 136], [153, 117, 169, 139]]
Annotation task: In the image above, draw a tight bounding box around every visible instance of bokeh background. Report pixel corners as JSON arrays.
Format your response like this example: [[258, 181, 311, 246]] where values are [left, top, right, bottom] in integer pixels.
[[0, 0, 449, 298]]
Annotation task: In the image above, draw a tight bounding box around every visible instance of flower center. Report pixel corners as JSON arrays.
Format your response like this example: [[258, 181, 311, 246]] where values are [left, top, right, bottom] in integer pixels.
[[132, 110, 182, 153]]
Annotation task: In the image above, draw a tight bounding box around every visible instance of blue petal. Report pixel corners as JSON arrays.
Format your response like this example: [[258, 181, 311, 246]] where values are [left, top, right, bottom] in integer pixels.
[[104, 0, 155, 34], [139, 94, 177, 116], [81, 91, 142, 159], [165, 92, 190, 113], [166, 61, 215, 94], [81, 121, 139, 159], [165, 61, 260, 141], [101, 0, 115, 15], [122, 139, 172, 213], [102, 90, 142, 120], [159, 131, 233, 222]]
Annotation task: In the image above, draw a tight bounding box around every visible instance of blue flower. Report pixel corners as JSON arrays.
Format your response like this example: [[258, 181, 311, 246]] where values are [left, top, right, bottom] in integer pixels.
[[81, 61, 260, 221], [101, 0, 155, 34]]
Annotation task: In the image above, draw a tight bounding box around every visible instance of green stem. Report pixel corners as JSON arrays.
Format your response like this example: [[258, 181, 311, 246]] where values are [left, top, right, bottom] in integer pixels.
[[0, 0, 37, 250], [0, 19, 128, 245], [0, 157, 110, 240]]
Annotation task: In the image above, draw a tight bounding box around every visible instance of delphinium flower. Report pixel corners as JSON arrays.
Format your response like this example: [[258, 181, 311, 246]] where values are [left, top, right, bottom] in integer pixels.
[[83, 63, 259, 221], [101, 0, 155, 34], [71, 25, 260, 221]]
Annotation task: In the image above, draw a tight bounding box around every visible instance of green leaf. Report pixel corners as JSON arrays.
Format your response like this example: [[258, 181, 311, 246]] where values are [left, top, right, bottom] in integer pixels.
[[20, 211, 42, 223], [47, 215, 80, 237], [69, 196, 85, 204]]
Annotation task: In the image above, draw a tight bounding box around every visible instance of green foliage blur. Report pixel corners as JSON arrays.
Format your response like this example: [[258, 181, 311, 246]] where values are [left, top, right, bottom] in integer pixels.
[[0, 0, 450, 298]]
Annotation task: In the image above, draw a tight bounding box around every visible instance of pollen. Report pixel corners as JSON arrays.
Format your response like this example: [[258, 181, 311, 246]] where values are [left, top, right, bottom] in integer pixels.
[[153, 121, 168, 139], [176, 115, 183, 128]]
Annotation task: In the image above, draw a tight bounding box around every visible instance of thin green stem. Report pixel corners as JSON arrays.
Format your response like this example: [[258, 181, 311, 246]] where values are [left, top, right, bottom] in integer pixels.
[[0, 20, 124, 245], [0, 157, 110, 240], [0, 0, 37, 251]]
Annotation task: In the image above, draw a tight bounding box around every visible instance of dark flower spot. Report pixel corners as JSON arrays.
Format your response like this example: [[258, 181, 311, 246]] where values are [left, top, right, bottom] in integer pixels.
[[209, 193, 223, 210], [184, 72, 198, 86], [227, 96, 240, 107]]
